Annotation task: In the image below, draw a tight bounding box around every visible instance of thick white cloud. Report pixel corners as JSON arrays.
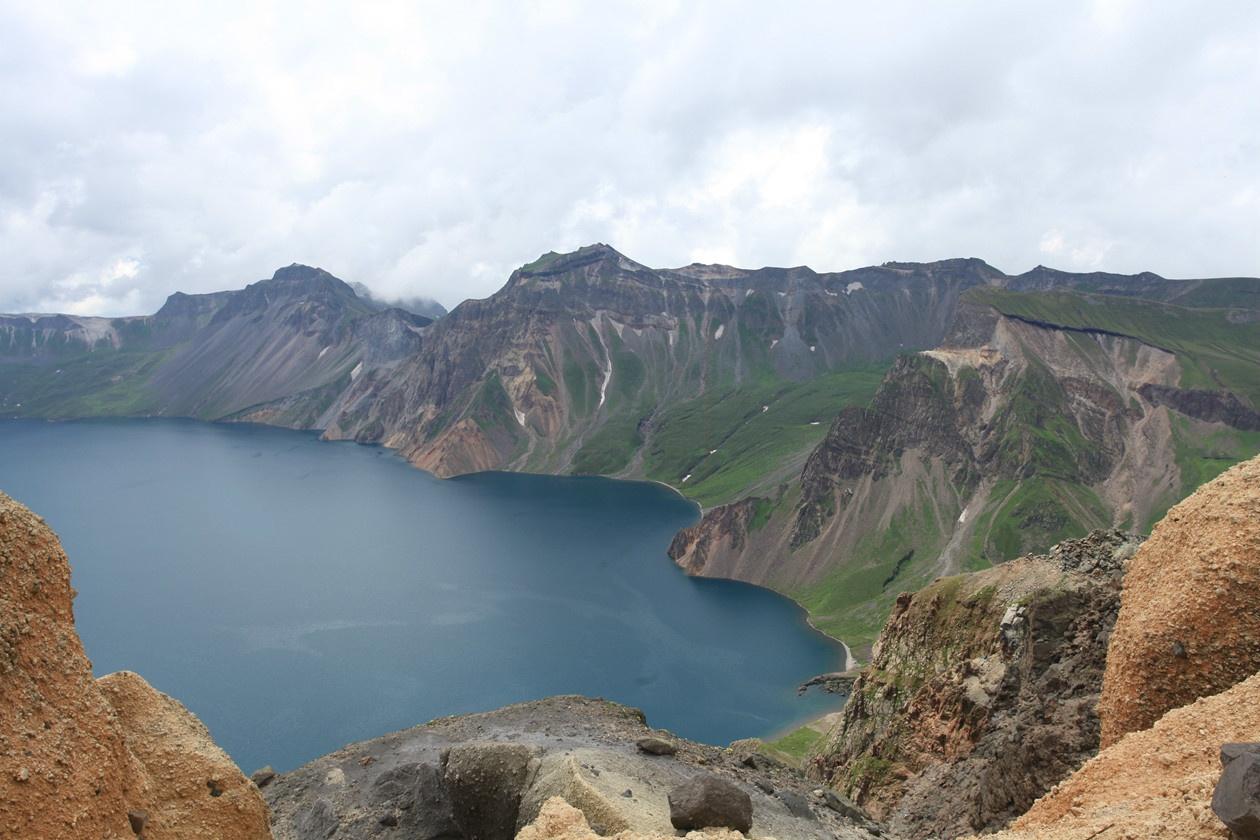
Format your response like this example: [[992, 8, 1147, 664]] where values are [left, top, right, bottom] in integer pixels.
[[0, 0, 1256, 315]]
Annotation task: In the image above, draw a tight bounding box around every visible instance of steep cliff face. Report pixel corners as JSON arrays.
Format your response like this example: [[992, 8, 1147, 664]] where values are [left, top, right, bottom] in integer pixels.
[[320, 246, 997, 482], [981, 457, 1260, 840], [0, 492, 270, 839], [671, 287, 1260, 651], [809, 531, 1139, 839]]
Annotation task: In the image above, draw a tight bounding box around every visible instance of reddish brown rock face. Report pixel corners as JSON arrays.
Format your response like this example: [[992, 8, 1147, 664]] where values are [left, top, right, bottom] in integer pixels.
[[0, 492, 146, 839], [1099, 454, 1260, 747], [0, 492, 271, 840], [814, 530, 1138, 840]]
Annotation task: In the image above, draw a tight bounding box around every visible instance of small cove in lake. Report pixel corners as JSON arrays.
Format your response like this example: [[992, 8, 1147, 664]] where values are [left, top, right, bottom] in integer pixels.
[[0, 418, 844, 772]]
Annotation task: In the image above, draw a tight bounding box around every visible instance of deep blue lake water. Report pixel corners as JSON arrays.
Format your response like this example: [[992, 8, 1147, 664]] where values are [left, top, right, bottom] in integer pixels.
[[0, 418, 842, 772]]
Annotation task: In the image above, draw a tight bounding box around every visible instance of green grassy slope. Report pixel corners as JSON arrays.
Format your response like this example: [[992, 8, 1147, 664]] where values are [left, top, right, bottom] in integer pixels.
[[967, 287, 1260, 405], [645, 367, 886, 507], [0, 350, 167, 417]]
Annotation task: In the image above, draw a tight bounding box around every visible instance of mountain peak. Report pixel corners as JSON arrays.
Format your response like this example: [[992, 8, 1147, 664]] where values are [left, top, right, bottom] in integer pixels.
[[516, 243, 642, 278], [252, 265, 362, 304], [269, 263, 341, 285]]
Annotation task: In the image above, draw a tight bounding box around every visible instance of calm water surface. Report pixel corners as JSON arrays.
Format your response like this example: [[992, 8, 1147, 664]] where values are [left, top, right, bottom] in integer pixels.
[[0, 419, 842, 771]]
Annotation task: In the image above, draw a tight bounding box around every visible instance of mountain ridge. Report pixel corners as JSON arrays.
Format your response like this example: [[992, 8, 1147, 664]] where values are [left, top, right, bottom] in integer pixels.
[[4, 246, 1259, 654]]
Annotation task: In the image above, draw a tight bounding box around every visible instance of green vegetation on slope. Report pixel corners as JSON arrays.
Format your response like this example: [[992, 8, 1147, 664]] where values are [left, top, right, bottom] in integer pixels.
[[795, 491, 956, 653], [989, 358, 1108, 482], [967, 287, 1260, 406], [767, 725, 824, 761], [975, 478, 1108, 566], [644, 366, 886, 507], [1160, 416, 1260, 528], [0, 351, 166, 417]]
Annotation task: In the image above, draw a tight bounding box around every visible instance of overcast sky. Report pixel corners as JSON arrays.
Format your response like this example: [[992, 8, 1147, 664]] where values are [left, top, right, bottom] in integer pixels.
[[1, 1, 1257, 315]]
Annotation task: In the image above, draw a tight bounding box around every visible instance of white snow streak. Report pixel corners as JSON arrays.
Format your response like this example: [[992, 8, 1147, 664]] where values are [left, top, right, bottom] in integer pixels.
[[598, 358, 612, 408]]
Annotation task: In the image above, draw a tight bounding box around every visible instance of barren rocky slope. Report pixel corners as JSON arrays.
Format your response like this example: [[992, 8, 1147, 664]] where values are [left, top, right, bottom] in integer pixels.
[[671, 286, 1260, 652], [0, 265, 429, 422], [979, 454, 1260, 839], [983, 647, 1260, 840], [319, 246, 995, 483], [0, 491, 270, 839], [810, 530, 1139, 839], [264, 695, 881, 840], [1098, 455, 1260, 746]]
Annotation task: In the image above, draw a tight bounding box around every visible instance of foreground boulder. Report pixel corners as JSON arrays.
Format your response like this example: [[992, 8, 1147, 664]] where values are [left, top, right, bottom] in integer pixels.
[[815, 529, 1139, 839], [668, 774, 753, 832], [518, 797, 745, 839], [0, 491, 270, 839], [1099, 456, 1260, 746], [982, 671, 1260, 840], [98, 671, 273, 839], [1213, 744, 1260, 839], [265, 696, 882, 839]]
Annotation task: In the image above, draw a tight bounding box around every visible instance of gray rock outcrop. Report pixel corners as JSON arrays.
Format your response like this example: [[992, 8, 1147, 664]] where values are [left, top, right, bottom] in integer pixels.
[[265, 695, 883, 840]]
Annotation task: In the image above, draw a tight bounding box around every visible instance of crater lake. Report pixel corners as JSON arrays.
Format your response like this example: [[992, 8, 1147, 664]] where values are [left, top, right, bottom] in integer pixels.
[[0, 418, 843, 772]]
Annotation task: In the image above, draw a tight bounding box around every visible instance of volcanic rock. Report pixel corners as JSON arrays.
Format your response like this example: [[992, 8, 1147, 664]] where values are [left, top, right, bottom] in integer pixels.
[[667, 774, 754, 833], [1099, 455, 1260, 746]]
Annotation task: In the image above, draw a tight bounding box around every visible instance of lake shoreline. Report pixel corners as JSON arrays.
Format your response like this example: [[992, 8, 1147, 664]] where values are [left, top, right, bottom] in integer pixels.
[[0, 416, 846, 771]]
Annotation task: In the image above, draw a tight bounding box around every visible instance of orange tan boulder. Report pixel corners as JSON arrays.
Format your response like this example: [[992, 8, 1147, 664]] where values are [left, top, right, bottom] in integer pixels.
[[517, 796, 748, 840], [980, 671, 1260, 840], [0, 491, 270, 839], [1098, 456, 1260, 746], [98, 671, 271, 839]]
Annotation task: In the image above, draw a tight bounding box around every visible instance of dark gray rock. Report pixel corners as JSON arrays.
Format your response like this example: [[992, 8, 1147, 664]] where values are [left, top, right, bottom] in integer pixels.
[[777, 789, 815, 820], [250, 765, 276, 788], [298, 797, 339, 839], [822, 788, 868, 822], [264, 696, 859, 840], [668, 773, 753, 833], [443, 742, 536, 839], [635, 736, 677, 756], [1213, 744, 1260, 839], [1223, 743, 1260, 767], [126, 810, 148, 835], [741, 752, 785, 772], [370, 762, 461, 838]]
